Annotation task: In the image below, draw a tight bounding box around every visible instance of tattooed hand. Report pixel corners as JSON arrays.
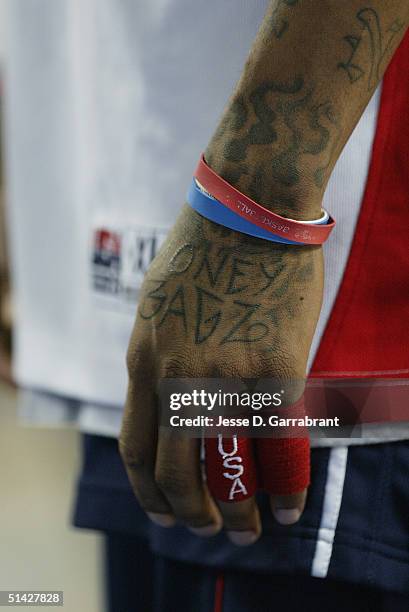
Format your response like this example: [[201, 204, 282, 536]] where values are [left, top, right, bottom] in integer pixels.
[[120, 204, 323, 544], [119, 0, 407, 546]]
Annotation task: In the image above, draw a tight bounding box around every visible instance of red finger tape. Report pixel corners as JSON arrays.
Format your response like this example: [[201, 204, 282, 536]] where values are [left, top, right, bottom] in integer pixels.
[[205, 436, 258, 503], [195, 154, 335, 245], [256, 437, 311, 496], [205, 398, 311, 501], [256, 395, 310, 495]]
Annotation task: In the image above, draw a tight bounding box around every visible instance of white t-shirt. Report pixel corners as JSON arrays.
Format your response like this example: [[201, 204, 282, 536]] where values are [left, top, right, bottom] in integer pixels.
[[5, 0, 406, 444]]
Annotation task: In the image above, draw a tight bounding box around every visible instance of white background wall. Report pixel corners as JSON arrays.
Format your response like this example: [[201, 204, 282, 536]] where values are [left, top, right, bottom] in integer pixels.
[[0, 0, 6, 64], [0, 5, 102, 611]]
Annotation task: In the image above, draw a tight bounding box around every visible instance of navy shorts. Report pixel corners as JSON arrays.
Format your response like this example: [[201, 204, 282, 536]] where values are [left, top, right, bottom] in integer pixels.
[[104, 534, 408, 612], [73, 434, 409, 600]]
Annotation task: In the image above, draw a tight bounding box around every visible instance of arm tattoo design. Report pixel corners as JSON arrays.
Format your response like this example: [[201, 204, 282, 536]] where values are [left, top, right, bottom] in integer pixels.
[[209, 76, 340, 201], [338, 7, 405, 90]]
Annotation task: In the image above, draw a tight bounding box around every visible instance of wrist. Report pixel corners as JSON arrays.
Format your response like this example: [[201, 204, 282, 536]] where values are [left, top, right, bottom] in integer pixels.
[[183, 205, 323, 259], [203, 147, 323, 222]]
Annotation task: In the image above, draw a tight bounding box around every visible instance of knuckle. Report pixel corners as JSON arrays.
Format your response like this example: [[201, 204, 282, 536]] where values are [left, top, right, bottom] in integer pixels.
[[155, 466, 192, 498], [160, 356, 192, 379], [216, 349, 299, 379], [132, 487, 162, 514], [268, 349, 302, 379], [118, 439, 149, 473], [138, 493, 166, 513], [179, 509, 209, 526], [223, 511, 253, 531]]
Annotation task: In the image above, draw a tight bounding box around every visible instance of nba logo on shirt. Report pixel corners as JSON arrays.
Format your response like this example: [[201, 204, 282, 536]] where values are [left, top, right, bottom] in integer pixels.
[[92, 229, 122, 294], [91, 226, 168, 308]]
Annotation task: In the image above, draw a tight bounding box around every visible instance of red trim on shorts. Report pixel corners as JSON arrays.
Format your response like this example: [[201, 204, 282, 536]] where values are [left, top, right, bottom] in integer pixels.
[[214, 572, 224, 612]]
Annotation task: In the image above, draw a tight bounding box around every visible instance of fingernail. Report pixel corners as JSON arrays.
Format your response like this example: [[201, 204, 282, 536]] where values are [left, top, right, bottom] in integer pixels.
[[227, 530, 259, 546], [147, 512, 175, 527], [273, 508, 301, 525], [188, 523, 221, 537]]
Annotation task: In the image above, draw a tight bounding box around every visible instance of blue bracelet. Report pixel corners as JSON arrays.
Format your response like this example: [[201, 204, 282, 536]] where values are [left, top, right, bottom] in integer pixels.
[[187, 179, 309, 245]]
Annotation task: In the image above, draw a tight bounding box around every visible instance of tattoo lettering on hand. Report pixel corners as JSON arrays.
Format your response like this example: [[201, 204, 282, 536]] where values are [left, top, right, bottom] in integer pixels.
[[139, 280, 167, 320], [255, 261, 285, 295], [158, 285, 187, 331], [193, 244, 230, 287], [168, 244, 195, 274], [338, 8, 405, 90], [225, 258, 252, 294], [221, 302, 269, 344], [138, 220, 315, 347], [195, 286, 224, 344]]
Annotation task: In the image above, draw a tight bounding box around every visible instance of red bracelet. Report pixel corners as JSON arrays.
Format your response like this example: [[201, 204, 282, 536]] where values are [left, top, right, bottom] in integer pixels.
[[195, 155, 335, 245]]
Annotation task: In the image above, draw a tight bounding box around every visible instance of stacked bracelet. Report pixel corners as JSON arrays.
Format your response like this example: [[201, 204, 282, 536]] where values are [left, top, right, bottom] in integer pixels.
[[187, 154, 335, 245]]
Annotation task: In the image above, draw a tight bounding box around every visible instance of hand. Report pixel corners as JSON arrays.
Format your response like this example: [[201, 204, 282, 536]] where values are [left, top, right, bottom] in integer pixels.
[[120, 204, 324, 545]]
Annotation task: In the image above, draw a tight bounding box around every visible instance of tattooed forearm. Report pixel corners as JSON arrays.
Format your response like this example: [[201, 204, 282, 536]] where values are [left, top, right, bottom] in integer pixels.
[[205, 1, 408, 219], [338, 8, 405, 89], [208, 77, 341, 209]]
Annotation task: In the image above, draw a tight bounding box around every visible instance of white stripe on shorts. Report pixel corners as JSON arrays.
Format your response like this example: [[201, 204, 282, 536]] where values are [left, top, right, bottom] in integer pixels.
[[311, 446, 349, 578]]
